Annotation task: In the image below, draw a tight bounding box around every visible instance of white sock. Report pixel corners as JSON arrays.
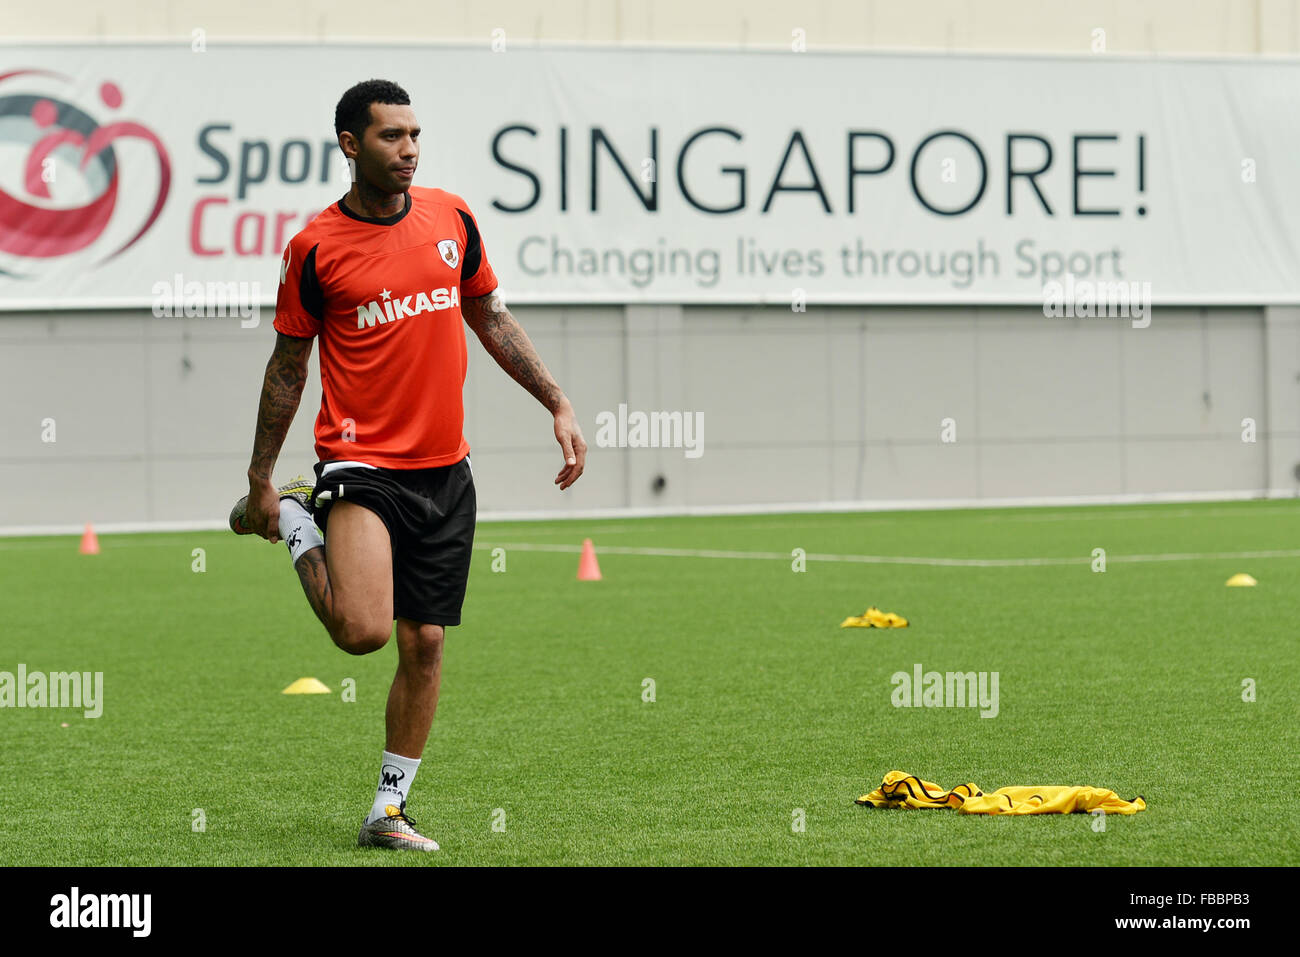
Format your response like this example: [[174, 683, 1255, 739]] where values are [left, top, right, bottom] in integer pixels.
[[278, 498, 324, 564], [366, 751, 421, 824]]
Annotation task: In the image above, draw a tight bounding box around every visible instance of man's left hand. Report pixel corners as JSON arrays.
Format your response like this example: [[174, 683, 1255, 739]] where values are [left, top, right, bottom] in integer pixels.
[[553, 399, 587, 490]]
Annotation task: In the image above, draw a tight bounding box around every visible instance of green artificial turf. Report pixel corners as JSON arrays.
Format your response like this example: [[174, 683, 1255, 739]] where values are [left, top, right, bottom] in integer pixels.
[[0, 499, 1296, 865]]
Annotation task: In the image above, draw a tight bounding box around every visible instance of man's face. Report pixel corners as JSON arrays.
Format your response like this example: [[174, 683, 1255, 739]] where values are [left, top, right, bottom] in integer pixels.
[[347, 102, 419, 194]]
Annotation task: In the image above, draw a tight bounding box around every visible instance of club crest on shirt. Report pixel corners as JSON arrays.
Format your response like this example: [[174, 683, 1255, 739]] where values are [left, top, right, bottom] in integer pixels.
[[437, 239, 459, 269]]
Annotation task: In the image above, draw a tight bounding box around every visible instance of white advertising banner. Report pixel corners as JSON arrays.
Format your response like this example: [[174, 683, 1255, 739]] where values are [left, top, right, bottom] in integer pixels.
[[1, 43, 1298, 308]]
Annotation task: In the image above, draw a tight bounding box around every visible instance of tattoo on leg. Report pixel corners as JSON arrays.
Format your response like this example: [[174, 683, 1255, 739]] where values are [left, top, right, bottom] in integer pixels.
[[293, 546, 333, 628]]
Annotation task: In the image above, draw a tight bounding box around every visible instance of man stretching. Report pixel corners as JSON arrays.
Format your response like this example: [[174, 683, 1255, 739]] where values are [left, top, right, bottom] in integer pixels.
[[229, 79, 586, 851]]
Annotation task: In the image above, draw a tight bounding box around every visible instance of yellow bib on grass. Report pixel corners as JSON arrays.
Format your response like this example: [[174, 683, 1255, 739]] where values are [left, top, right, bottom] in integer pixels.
[[840, 606, 909, 628], [856, 770, 1145, 815]]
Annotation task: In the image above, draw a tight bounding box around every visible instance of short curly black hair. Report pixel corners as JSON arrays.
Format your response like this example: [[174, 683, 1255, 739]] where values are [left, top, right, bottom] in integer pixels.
[[335, 79, 411, 141]]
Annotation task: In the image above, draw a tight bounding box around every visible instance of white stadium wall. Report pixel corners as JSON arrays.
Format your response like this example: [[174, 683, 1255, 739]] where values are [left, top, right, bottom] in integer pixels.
[[3, 2, 1300, 530], [3, 304, 1298, 529]]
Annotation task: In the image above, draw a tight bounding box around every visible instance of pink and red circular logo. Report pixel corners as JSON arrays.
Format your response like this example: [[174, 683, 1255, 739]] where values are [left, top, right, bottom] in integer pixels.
[[0, 69, 171, 276]]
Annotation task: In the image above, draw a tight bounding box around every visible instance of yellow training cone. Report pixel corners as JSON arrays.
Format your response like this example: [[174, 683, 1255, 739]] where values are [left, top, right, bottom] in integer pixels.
[[1225, 573, 1257, 587], [282, 677, 332, 694]]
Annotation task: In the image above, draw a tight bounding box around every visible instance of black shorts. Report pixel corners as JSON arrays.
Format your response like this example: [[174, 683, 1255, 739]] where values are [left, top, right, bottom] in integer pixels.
[[308, 456, 476, 627]]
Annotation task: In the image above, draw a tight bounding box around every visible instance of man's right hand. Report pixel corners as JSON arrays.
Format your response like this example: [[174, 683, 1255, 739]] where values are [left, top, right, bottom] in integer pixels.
[[245, 477, 283, 543]]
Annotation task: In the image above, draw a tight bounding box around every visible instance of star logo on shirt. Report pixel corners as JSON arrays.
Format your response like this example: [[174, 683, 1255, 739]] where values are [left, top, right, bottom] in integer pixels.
[[381, 288, 392, 300]]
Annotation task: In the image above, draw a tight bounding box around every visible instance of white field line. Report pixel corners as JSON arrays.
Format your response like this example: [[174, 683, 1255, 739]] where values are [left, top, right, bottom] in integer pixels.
[[534, 505, 1300, 534], [983, 505, 1300, 524], [473, 542, 1300, 567], [2, 504, 1291, 543], [3, 489, 1297, 538], [4, 533, 1294, 567]]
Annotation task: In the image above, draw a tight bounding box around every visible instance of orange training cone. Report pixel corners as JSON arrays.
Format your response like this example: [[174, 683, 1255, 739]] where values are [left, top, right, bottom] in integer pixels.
[[577, 538, 602, 580], [79, 523, 100, 555]]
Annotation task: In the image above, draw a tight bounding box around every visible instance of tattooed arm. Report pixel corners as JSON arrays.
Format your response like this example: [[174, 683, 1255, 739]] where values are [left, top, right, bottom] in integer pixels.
[[462, 290, 587, 489], [244, 332, 314, 540]]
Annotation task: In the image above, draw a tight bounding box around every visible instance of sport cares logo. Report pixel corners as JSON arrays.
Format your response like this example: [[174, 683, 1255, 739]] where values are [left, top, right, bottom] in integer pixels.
[[0, 69, 171, 276]]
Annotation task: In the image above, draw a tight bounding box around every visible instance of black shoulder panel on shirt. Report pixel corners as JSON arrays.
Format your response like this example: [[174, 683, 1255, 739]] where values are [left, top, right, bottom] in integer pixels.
[[300, 243, 324, 321], [456, 208, 483, 284]]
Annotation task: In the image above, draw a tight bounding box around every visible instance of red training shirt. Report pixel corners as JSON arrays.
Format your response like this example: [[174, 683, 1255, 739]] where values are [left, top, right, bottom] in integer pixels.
[[273, 186, 498, 469]]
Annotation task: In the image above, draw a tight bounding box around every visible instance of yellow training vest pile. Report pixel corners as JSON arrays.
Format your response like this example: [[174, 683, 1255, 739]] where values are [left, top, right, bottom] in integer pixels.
[[856, 770, 1146, 815]]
